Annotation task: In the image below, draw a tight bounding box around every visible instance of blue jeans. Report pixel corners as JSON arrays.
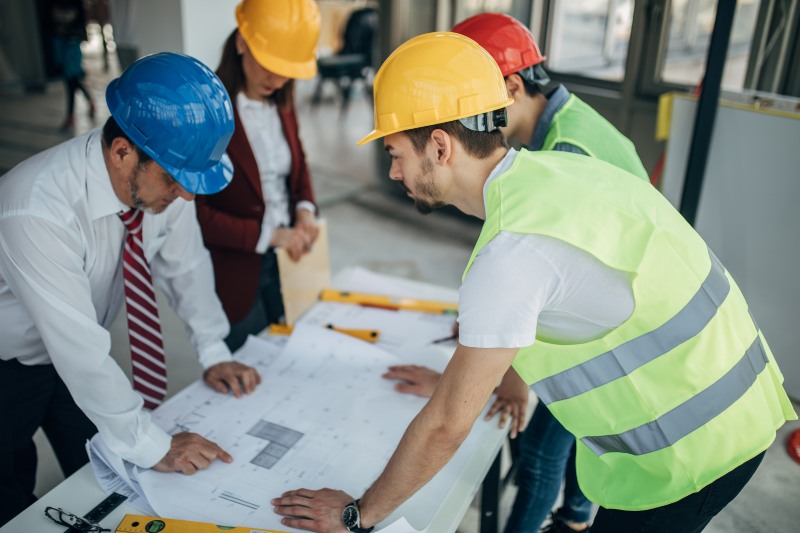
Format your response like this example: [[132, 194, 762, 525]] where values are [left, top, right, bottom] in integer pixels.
[[504, 402, 593, 532], [224, 251, 285, 352]]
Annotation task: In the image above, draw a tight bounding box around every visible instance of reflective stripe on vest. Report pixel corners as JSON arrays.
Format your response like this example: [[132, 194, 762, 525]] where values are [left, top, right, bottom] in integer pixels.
[[533, 249, 729, 405], [465, 150, 795, 510], [581, 334, 769, 456]]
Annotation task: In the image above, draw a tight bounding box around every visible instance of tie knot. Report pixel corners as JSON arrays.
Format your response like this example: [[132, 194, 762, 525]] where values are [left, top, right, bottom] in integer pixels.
[[119, 209, 144, 235]]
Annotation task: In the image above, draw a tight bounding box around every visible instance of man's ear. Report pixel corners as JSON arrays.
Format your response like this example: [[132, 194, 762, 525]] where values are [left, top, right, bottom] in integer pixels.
[[107, 137, 135, 170], [430, 129, 452, 165], [505, 73, 524, 99]]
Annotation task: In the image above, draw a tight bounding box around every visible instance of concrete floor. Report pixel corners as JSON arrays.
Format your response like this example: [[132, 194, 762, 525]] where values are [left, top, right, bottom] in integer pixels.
[[1, 42, 798, 533]]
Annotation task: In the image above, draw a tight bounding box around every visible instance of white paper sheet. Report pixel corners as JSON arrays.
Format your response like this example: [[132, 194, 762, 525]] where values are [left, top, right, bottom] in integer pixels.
[[88, 271, 506, 532]]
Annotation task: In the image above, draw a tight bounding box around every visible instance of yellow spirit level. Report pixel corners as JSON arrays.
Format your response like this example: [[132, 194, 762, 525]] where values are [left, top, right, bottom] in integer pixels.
[[319, 289, 457, 315], [115, 514, 290, 532]]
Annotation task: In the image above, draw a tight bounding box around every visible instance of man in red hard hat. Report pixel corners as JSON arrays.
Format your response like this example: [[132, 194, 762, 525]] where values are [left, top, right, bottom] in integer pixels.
[[451, 13, 647, 179]]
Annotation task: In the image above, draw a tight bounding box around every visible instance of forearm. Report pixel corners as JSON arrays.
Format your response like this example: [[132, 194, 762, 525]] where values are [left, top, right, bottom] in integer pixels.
[[359, 345, 514, 527], [154, 252, 232, 368], [151, 202, 233, 367], [359, 406, 469, 527]]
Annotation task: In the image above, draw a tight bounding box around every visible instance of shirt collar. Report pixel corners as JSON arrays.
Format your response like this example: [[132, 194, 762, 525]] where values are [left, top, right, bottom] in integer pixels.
[[85, 129, 129, 220], [482, 148, 518, 218], [237, 91, 274, 111], [528, 84, 571, 151]]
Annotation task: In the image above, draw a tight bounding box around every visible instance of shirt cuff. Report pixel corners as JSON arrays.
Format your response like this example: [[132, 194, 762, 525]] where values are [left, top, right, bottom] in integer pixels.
[[198, 339, 234, 369], [458, 332, 536, 349], [256, 216, 275, 254], [98, 411, 173, 468], [133, 426, 174, 468], [296, 201, 316, 216]]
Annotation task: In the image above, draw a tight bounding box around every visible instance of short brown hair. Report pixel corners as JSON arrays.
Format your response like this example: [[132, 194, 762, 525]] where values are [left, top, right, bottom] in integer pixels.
[[101, 116, 152, 165], [403, 120, 508, 159]]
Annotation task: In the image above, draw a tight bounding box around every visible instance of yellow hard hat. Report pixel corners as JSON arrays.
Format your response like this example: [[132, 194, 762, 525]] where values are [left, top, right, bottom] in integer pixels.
[[235, 0, 321, 80], [358, 32, 513, 145]]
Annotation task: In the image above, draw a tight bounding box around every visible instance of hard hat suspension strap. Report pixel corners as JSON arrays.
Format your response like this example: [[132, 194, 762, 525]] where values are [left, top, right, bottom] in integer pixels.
[[517, 64, 551, 88], [458, 108, 508, 133]]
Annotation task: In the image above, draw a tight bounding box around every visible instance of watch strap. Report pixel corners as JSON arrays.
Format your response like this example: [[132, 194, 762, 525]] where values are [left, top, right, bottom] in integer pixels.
[[345, 499, 374, 533]]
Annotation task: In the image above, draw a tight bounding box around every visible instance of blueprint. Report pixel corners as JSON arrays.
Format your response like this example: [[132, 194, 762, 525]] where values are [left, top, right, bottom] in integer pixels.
[[89, 273, 506, 532], [135, 329, 412, 529]]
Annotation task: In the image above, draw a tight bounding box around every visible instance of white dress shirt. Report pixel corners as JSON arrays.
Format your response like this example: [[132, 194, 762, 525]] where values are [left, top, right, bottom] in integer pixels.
[[458, 149, 635, 348], [0, 130, 232, 467], [236, 92, 315, 254]]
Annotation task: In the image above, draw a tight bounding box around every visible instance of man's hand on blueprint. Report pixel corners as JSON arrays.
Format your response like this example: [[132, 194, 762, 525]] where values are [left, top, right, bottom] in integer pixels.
[[272, 487, 354, 532], [382, 364, 441, 397], [203, 361, 262, 397], [152, 432, 233, 474], [383, 364, 529, 437], [484, 366, 529, 439]]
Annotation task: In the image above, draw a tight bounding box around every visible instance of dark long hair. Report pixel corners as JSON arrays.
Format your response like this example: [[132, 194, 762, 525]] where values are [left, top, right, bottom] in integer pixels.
[[215, 29, 295, 109]]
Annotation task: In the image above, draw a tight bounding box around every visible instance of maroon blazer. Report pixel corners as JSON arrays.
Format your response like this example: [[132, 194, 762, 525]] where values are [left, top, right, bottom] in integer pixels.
[[196, 101, 316, 323]]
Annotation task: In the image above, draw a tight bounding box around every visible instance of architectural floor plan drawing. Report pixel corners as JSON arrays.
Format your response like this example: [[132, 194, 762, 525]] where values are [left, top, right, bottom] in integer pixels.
[[247, 420, 304, 469], [90, 301, 505, 532], [137, 328, 415, 529]]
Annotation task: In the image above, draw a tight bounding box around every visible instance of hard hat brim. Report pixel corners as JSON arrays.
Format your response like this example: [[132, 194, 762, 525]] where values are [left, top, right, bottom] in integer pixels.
[[164, 153, 234, 195], [249, 47, 318, 80]]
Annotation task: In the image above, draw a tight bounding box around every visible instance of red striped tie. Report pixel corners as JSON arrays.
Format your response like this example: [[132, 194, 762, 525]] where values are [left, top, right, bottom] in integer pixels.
[[119, 209, 168, 410]]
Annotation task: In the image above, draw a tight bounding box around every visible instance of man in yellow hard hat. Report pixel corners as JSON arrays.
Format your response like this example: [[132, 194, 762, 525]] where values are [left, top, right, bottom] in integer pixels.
[[272, 32, 795, 533], [382, 12, 652, 533]]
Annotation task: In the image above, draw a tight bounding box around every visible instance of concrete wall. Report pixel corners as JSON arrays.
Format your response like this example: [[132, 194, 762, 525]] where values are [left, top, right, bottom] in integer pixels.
[[136, 0, 237, 69]]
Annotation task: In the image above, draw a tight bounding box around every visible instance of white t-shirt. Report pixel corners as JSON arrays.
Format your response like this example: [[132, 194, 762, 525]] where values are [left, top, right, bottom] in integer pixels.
[[458, 149, 635, 348]]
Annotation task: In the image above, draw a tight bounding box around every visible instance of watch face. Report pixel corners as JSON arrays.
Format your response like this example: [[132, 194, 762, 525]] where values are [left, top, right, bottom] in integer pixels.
[[342, 504, 359, 528]]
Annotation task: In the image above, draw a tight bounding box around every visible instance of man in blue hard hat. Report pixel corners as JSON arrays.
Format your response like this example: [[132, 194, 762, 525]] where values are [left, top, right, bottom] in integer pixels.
[[0, 52, 261, 526]]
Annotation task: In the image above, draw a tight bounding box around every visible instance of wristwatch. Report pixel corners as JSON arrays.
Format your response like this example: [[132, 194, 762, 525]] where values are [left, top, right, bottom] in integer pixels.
[[342, 499, 374, 533]]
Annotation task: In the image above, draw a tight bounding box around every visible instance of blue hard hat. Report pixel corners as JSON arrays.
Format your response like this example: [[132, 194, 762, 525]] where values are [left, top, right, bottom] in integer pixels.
[[106, 52, 235, 194]]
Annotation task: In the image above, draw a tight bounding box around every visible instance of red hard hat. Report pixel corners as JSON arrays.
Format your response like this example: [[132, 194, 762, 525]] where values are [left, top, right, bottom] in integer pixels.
[[451, 12, 546, 77]]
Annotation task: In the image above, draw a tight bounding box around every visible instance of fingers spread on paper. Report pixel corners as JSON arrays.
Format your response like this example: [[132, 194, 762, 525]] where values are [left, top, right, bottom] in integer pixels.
[[272, 487, 353, 532], [485, 367, 530, 439], [382, 364, 442, 398]]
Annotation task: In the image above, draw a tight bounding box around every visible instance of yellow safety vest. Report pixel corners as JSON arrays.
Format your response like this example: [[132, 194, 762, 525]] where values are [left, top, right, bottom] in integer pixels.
[[541, 94, 649, 181], [464, 149, 796, 510]]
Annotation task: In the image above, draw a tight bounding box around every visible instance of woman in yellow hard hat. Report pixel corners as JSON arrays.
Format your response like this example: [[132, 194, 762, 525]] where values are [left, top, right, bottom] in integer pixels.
[[196, 0, 321, 351]]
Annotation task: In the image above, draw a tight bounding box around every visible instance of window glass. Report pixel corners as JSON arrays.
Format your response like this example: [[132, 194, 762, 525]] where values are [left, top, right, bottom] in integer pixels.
[[546, 0, 634, 82], [452, 0, 529, 25], [659, 0, 761, 89]]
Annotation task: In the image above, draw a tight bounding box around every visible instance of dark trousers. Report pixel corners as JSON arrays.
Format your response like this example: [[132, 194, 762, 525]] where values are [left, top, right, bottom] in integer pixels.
[[589, 450, 765, 533], [225, 250, 285, 352], [0, 359, 97, 526]]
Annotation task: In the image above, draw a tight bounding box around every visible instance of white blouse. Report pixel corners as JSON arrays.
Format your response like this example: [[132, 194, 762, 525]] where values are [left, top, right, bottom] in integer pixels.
[[237, 92, 314, 253]]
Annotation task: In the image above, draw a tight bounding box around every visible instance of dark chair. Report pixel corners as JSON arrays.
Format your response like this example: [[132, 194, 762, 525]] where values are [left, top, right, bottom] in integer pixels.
[[313, 7, 378, 109]]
